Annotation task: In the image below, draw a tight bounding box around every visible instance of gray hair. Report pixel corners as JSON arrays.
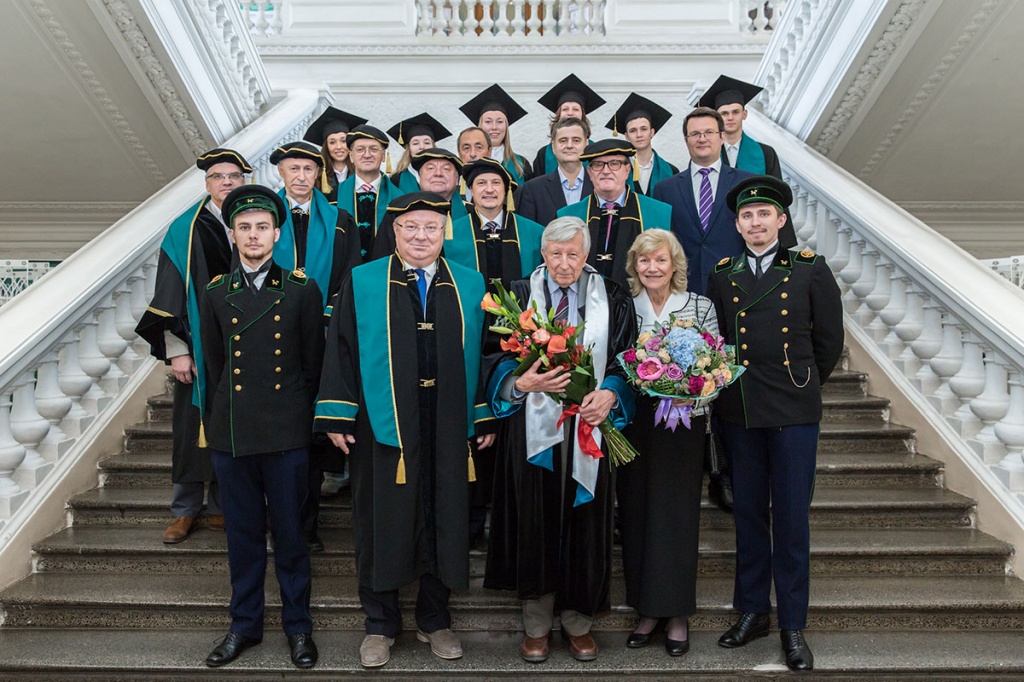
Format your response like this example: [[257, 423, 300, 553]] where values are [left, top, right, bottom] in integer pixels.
[[542, 215, 591, 253]]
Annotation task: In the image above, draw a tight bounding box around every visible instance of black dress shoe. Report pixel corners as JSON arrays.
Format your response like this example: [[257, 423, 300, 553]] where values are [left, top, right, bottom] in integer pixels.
[[781, 629, 814, 671], [289, 632, 319, 668], [708, 479, 734, 513], [665, 637, 689, 657], [718, 612, 770, 648], [205, 632, 260, 667], [626, 630, 652, 648], [305, 531, 325, 553]]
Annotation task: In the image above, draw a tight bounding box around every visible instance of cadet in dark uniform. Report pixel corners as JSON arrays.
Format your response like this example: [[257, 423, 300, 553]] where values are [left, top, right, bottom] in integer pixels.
[[200, 185, 324, 670], [705, 176, 843, 671]]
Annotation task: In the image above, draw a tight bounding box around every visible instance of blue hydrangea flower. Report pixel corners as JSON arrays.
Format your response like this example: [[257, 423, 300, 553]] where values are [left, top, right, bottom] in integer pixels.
[[663, 327, 703, 369]]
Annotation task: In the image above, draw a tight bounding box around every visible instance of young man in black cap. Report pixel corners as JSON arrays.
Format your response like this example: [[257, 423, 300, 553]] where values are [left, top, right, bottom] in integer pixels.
[[314, 192, 495, 668], [201, 184, 324, 670], [605, 93, 679, 195], [515, 117, 593, 228], [557, 139, 672, 289], [698, 75, 796, 248], [387, 113, 452, 195], [531, 73, 604, 177], [460, 84, 533, 185], [303, 106, 368, 203], [136, 148, 251, 545], [333, 124, 402, 260], [706, 175, 843, 672]]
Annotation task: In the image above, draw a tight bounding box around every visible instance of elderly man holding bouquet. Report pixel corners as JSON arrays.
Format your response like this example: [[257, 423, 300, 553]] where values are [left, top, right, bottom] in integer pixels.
[[482, 215, 637, 664]]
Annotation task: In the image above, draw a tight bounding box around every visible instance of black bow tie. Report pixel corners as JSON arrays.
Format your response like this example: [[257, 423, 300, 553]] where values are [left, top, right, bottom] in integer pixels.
[[745, 244, 780, 279], [244, 260, 273, 294]]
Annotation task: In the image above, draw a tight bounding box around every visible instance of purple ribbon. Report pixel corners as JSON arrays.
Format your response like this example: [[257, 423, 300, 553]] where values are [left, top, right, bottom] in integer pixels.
[[654, 398, 692, 431]]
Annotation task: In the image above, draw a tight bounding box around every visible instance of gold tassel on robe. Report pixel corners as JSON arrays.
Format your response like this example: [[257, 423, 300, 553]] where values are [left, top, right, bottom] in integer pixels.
[[396, 451, 406, 484], [398, 121, 404, 146], [467, 443, 477, 483], [444, 212, 453, 240], [320, 166, 331, 193], [632, 157, 640, 183], [612, 113, 618, 137], [197, 419, 208, 448], [385, 153, 392, 175], [459, 177, 467, 197], [506, 187, 515, 212]]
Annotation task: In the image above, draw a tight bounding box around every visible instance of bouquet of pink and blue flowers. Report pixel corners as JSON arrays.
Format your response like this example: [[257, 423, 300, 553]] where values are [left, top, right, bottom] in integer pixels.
[[617, 314, 745, 430]]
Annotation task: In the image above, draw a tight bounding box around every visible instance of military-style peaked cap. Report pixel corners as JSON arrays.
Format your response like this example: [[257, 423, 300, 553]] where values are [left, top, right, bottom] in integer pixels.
[[726, 175, 793, 213], [221, 185, 288, 227]]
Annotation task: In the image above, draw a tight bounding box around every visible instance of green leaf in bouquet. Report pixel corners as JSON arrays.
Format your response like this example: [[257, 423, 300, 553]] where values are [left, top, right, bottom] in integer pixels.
[[490, 326, 515, 334], [512, 347, 542, 376], [652, 377, 677, 395]]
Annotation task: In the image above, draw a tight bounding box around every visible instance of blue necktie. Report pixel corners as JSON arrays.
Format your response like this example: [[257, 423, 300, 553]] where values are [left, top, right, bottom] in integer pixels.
[[415, 268, 428, 314], [697, 167, 713, 232]]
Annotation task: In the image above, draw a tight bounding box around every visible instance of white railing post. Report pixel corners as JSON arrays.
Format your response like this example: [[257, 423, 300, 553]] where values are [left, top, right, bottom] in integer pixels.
[[35, 353, 72, 460], [0, 391, 28, 520], [970, 352, 1010, 464], [995, 370, 1024, 489], [10, 373, 52, 490]]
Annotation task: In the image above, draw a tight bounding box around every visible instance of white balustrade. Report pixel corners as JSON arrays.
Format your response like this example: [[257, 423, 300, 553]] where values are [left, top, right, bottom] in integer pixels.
[[0, 90, 321, 534], [981, 256, 1024, 289], [746, 106, 1024, 519], [414, 0, 610, 38], [241, 1, 287, 36]]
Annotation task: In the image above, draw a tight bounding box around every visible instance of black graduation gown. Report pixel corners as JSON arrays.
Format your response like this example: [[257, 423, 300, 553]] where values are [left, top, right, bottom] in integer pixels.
[[135, 201, 231, 483], [484, 276, 637, 616], [570, 189, 652, 290], [315, 258, 488, 592]]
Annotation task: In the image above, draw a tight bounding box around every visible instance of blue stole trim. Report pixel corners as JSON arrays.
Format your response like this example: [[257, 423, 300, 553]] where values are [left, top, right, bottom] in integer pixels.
[[558, 190, 672, 232], [487, 359, 522, 419], [649, 152, 676, 192], [543, 144, 556, 176], [445, 213, 543, 278], [161, 198, 209, 411], [275, 188, 335, 309], [314, 399, 358, 422], [450, 192, 469, 222], [734, 132, 767, 174], [335, 175, 399, 232], [393, 169, 420, 194], [503, 155, 527, 186]]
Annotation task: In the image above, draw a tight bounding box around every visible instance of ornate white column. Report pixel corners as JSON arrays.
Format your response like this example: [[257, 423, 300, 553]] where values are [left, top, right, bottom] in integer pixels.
[[10, 373, 53, 489]]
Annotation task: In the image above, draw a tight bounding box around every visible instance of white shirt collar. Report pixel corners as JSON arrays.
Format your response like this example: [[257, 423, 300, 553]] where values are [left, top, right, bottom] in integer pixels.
[[690, 157, 723, 174], [558, 166, 583, 188], [287, 197, 310, 212], [490, 144, 505, 160], [477, 210, 504, 226]]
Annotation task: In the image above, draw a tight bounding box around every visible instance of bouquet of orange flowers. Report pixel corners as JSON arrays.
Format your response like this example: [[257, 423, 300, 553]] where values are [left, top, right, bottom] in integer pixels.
[[482, 281, 639, 466]]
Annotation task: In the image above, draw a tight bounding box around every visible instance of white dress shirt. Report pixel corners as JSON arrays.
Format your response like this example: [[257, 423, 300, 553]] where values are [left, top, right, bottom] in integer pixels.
[[688, 158, 723, 206]]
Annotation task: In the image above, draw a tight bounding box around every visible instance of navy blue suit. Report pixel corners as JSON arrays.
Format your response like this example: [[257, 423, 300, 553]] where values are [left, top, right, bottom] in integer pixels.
[[652, 164, 753, 295]]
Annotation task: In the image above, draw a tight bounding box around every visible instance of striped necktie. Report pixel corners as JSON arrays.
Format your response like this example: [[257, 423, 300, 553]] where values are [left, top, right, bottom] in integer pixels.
[[697, 167, 713, 232], [554, 287, 570, 324]]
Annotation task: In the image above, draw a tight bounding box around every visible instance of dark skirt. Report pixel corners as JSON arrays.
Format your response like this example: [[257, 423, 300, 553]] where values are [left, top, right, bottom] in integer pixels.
[[618, 397, 706, 617]]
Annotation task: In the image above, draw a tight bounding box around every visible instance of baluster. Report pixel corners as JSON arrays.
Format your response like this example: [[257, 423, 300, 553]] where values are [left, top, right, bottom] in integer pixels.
[[97, 294, 128, 392], [815, 207, 838, 261], [432, 1, 448, 36], [829, 224, 851, 281], [789, 188, 808, 240], [908, 302, 942, 393], [143, 260, 158, 313], [526, 0, 542, 35], [78, 316, 112, 412], [0, 391, 29, 518], [114, 282, 143, 372], [849, 249, 877, 325], [838, 238, 863, 311], [994, 370, 1024, 490], [893, 283, 924, 374], [877, 269, 907, 359], [35, 352, 73, 460], [495, 0, 511, 35], [948, 333, 986, 438], [10, 373, 53, 489], [480, 0, 496, 35], [463, 0, 480, 36], [969, 350, 1009, 464], [255, 1, 270, 37], [927, 312, 963, 412], [590, 0, 606, 35], [541, 0, 556, 35], [269, 0, 285, 35], [864, 258, 892, 342], [511, 0, 527, 35], [57, 336, 95, 437]]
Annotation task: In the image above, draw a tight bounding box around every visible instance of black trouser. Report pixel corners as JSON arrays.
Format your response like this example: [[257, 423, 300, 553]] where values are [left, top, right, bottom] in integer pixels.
[[359, 573, 451, 637]]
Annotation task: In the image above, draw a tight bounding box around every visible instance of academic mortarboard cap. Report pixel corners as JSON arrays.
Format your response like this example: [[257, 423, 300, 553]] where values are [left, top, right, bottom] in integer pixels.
[[387, 113, 451, 148], [303, 106, 368, 144], [579, 138, 637, 162], [726, 175, 793, 213], [385, 191, 451, 217], [605, 93, 673, 137], [410, 147, 463, 172], [460, 156, 517, 190], [698, 75, 764, 110], [269, 141, 323, 167], [460, 84, 528, 126], [537, 73, 605, 115], [221, 184, 288, 227], [196, 148, 253, 173], [346, 124, 389, 149]]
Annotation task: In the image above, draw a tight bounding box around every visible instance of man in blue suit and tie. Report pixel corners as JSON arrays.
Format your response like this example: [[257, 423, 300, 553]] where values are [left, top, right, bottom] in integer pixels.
[[652, 107, 753, 297]]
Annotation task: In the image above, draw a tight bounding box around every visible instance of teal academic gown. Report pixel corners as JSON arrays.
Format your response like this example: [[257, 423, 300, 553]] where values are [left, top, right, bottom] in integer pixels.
[[445, 212, 544, 292], [633, 150, 679, 196]]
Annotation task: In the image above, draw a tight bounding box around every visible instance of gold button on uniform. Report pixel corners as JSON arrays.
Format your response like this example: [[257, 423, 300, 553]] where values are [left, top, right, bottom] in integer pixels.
[[733, 297, 740, 303], [231, 317, 238, 324], [740, 327, 746, 333], [784, 343, 789, 349], [740, 311, 746, 317], [274, 315, 281, 322], [275, 349, 281, 356], [781, 293, 788, 299], [234, 385, 242, 391], [742, 360, 749, 366], [233, 335, 240, 341], [741, 344, 748, 350], [782, 327, 789, 333], [781, 310, 788, 316], [783, 277, 790, 282], [234, 350, 241, 357], [275, 333, 281, 339], [275, 367, 282, 373], [784, 361, 790, 366], [275, 384, 281, 390], [233, 368, 240, 375]]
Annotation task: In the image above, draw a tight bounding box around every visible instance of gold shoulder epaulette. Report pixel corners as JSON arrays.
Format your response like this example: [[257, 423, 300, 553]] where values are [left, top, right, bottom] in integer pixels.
[[715, 257, 733, 273], [718, 257, 731, 266], [289, 269, 309, 285], [206, 274, 225, 290], [795, 249, 818, 264]]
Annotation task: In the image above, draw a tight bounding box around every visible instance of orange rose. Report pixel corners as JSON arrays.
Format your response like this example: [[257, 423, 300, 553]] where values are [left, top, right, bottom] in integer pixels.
[[532, 329, 551, 345], [519, 308, 538, 331], [481, 292, 501, 313], [547, 334, 567, 354]]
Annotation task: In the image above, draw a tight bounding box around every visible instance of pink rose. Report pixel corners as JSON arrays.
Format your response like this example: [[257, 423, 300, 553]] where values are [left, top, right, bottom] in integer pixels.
[[664, 363, 684, 381], [644, 336, 662, 353], [532, 328, 551, 345], [636, 357, 665, 381], [688, 375, 705, 394], [622, 348, 637, 364]]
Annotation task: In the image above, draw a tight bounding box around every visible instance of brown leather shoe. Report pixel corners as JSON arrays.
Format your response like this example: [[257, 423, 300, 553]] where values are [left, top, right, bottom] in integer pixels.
[[207, 515, 225, 531], [162, 517, 196, 544], [519, 633, 550, 663], [565, 631, 598, 661]]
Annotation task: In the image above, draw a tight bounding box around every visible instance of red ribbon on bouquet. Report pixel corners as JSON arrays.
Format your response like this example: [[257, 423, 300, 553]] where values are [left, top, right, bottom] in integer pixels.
[[557, 404, 603, 459]]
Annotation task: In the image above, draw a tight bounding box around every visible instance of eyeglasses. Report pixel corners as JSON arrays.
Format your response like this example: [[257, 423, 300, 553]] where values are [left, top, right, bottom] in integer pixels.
[[206, 172, 245, 182], [396, 222, 444, 235], [588, 159, 629, 171], [685, 131, 722, 140], [351, 146, 383, 156]]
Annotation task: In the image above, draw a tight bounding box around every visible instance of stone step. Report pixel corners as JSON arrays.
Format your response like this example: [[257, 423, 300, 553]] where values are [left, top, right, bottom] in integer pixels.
[[96, 449, 943, 490], [3, 573, 1024, 631], [67, 485, 973, 530], [822, 369, 868, 397], [31, 526, 1010, 578], [0, 629, 1023, 681], [146, 393, 173, 422]]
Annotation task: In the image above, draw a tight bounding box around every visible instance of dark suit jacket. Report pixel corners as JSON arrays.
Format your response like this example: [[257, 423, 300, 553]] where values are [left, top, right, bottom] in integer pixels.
[[652, 164, 753, 296], [515, 169, 594, 229], [721, 139, 797, 249]]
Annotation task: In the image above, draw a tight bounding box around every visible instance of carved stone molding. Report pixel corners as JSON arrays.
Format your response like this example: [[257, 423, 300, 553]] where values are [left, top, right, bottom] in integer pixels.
[[0, 202, 140, 214], [99, 0, 210, 157], [857, 0, 1000, 177], [257, 42, 769, 57], [24, 0, 167, 185], [812, 0, 928, 157]]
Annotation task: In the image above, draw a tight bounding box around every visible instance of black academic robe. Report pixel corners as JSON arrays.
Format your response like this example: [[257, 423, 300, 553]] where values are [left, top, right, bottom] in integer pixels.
[[200, 262, 325, 456], [483, 276, 637, 617], [314, 257, 494, 592], [706, 249, 844, 428], [135, 198, 231, 483]]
